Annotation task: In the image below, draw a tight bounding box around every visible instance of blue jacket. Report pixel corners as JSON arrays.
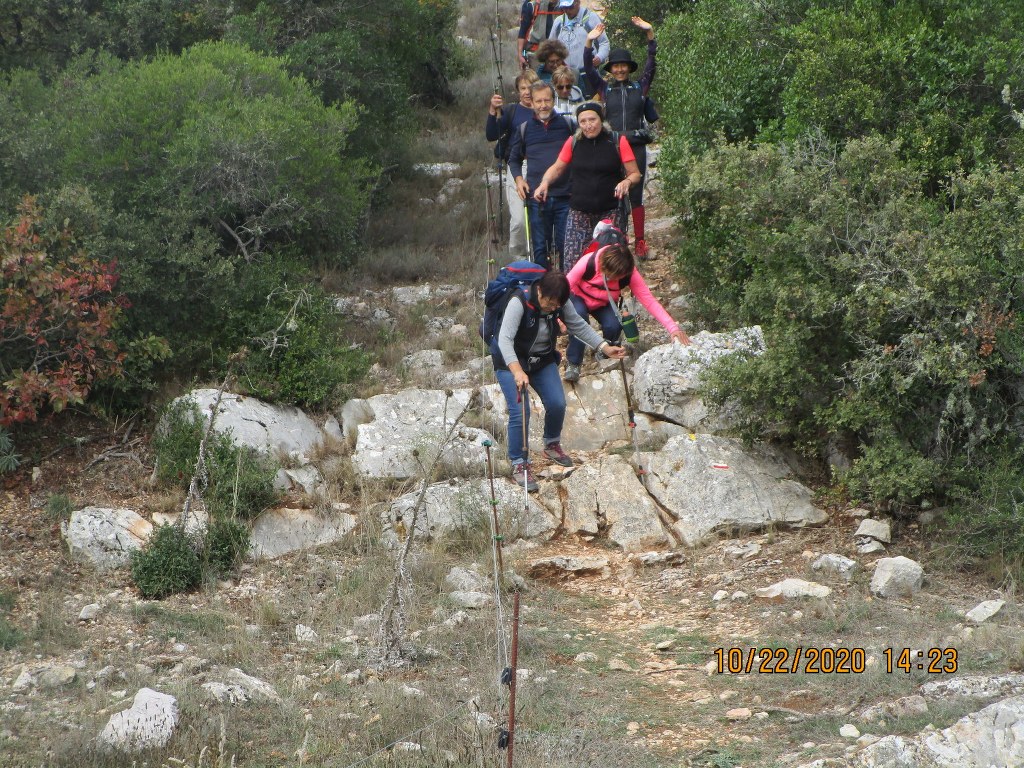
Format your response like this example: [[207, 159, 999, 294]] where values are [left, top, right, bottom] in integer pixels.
[[508, 113, 574, 198], [485, 102, 534, 161]]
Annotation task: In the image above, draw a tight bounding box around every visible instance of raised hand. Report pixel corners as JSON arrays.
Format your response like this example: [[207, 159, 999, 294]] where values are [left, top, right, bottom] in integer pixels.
[[587, 23, 605, 42]]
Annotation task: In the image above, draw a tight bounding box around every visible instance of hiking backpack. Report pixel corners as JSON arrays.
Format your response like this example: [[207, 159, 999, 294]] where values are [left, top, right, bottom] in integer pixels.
[[480, 260, 547, 344]]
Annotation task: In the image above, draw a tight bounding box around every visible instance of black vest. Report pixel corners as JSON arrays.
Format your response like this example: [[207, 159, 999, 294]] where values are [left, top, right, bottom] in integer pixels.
[[489, 290, 562, 372], [569, 131, 623, 214], [605, 81, 646, 136]]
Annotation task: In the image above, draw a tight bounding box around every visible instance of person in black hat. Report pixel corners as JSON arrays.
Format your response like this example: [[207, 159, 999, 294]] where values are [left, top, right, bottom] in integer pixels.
[[584, 17, 659, 259]]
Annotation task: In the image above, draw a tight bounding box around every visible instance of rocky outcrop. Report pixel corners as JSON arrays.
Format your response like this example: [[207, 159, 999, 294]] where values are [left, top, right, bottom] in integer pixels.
[[249, 506, 358, 560], [62, 507, 153, 570], [640, 433, 826, 546]]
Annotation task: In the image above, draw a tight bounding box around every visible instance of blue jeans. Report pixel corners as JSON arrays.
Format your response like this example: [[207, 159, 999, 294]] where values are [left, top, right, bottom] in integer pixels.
[[496, 362, 566, 464], [527, 196, 569, 271], [566, 294, 622, 365]]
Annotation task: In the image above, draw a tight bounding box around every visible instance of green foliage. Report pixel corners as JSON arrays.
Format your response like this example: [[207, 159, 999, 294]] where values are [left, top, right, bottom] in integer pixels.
[[0, 588, 19, 650], [678, 136, 1024, 507], [45, 494, 73, 523], [154, 399, 278, 521], [204, 518, 251, 576], [131, 523, 203, 600], [240, 289, 370, 410], [0, 427, 19, 474]]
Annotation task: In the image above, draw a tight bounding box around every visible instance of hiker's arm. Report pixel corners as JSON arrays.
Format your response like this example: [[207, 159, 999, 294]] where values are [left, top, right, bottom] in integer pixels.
[[516, 1, 533, 69], [592, 21, 610, 66], [615, 159, 642, 199], [634, 18, 657, 94], [485, 95, 504, 139], [626, 271, 691, 344], [509, 130, 527, 197], [497, 300, 530, 387], [583, 25, 606, 97]]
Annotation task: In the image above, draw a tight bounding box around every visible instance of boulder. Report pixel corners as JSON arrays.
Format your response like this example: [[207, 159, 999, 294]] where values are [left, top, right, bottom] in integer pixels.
[[870, 556, 924, 599], [755, 579, 832, 600], [811, 554, 859, 582], [62, 507, 153, 570], [201, 668, 280, 705], [384, 479, 557, 544], [249, 507, 358, 560], [445, 567, 490, 593], [920, 674, 1024, 701], [174, 390, 324, 458], [98, 688, 179, 752], [855, 518, 892, 544], [562, 454, 669, 552], [351, 389, 494, 480], [527, 556, 609, 579], [965, 600, 1005, 625], [632, 327, 765, 431], [449, 591, 493, 610], [640, 433, 826, 546]]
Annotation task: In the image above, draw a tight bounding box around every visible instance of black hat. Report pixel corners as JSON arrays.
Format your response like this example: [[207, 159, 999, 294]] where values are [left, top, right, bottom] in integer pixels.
[[575, 101, 604, 120], [603, 48, 638, 73]]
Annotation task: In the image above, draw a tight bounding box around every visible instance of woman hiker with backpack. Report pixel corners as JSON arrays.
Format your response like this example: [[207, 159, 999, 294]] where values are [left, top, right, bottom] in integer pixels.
[[584, 18, 659, 259], [490, 269, 626, 491], [532, 100, 641, 274], [563, 241, 691, 383], [486, 69, 540, 259]]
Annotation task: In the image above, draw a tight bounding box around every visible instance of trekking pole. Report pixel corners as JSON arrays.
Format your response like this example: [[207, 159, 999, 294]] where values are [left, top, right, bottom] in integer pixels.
[[504, 591, 521, 768], [488, 27, 507, 247], [618, 359, 647, 485], [522, 200, 532, 263]]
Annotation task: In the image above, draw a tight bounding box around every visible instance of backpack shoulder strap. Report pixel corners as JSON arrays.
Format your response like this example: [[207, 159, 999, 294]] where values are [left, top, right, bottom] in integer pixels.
[[581, 252, 599, 282]]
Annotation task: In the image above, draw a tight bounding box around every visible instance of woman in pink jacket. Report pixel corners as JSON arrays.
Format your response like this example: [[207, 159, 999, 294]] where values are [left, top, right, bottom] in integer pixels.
[[563, 242, 690, 382]]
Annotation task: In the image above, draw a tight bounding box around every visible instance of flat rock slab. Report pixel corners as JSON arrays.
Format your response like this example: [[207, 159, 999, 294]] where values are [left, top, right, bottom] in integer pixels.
[[201, 668, 280, 705], [98, 688, 179, 752], [641, 433, 826, 546], [249, 507, 358, 560], [562, 454, 669, 552], [965, 599, 1005, 625], [179, 389, 324, 458], [755, 578, 832, 600], [384, 479, 557, 543], [527, 555, 609, 579], [352, 389, 493, 480]]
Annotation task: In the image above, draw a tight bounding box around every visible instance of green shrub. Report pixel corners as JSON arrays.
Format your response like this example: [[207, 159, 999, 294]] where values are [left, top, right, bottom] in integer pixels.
[[131, 523, 202, 600], [239, 289, 370, 410], [45, 494, 73, 523], [204, 518, 251, 576], [154, 399, 279, 521], [0, 427, 19, 474]]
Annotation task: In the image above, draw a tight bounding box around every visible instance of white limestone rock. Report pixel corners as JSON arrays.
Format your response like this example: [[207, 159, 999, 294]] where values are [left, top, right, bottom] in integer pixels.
[[812, 553, 859, 582], [201, 668, 280, 705], [965, 599, 1005, 625], [249, 507, 357, 561], [870, 556, 924, 599], [855, 518, 892, 544], [755, 578, 832, 600], [98, 688, 179, 752], [62, 507, 153, 570]]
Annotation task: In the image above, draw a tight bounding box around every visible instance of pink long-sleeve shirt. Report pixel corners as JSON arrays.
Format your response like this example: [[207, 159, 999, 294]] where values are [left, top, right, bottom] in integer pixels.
[[566, 246, 680, 335]]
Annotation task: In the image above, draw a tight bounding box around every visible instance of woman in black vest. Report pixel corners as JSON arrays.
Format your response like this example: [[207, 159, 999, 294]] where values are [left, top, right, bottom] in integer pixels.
[[584, 18, 659, 259], [532, 101, 642, 273]]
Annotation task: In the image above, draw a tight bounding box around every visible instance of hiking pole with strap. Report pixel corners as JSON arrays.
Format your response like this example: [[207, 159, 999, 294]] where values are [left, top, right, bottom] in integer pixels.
[[483, 439, 505, 575], [489, 27, 507, 247], [522, 200, 533, 263]]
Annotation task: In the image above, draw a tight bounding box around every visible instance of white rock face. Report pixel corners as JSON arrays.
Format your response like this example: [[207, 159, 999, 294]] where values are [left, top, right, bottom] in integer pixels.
[[870, 556, 924, 599], [384, 479, 557, 544], [249, 507, 358, 560], [921, 674, 1024, 701], [449, 591, 493, 609], [641, 433, 826, 546], [352, 389, 494, 480], [755, 578, 832, 600], [965, 599, 1005, 625], [98, 688, 179, 752], [847, 695, 1024, 767], [855, 518, 892, 543], [340, 398, 375, 447], [62, 507, 153, 570], [273, 466, 324, 496], [175, 390, 324, 458], [632, 327, 765, 431], [811, 553, 859, 582], [444, 567, 490, 593], [562, 454, 668, 552], [201, 668, 280, 705]]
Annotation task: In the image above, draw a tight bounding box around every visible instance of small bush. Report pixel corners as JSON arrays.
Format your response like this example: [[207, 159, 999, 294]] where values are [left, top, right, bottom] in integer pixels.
[[44, 493, 73, 523], [153, 398, 278, 521], [0, 427, 19, 474], [204, 518, 251, 576], [0, 588, 18, 650], [131, 523, 202, 600]]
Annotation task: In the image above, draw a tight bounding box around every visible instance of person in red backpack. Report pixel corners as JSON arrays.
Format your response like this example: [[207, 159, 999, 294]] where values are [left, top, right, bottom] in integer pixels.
[[563, 242, 691, 382]]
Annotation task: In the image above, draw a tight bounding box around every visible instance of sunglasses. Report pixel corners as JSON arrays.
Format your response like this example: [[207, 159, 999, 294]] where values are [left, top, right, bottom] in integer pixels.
[[554, 84, 573, 91]]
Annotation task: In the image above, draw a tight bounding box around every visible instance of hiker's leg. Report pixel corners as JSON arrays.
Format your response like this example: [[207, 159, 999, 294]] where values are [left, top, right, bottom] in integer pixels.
[[593, 302, 623, 344], [526, 199, 550, 270], [505, 167, 529, 258], [561, 209, 593, 274], [497, 368, 529, 464], [566, 294, 591, 365], [532, 361, 566, 444], [551, 197, 570, 271]]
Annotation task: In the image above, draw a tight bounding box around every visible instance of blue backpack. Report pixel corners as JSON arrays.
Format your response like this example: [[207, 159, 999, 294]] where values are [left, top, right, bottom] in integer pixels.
[[480, 260, 547, 344]]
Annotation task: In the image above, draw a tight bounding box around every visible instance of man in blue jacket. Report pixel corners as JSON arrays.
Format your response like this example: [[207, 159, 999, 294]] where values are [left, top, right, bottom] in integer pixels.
[[508, 81, 574, 270]]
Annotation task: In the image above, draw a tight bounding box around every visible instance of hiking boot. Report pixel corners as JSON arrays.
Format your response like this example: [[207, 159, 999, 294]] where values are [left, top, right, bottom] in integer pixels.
[[511, 462, 539, 492], [634, 239, 650, 259], [563, 363, 581, 383], [543, 442, 575, 467]]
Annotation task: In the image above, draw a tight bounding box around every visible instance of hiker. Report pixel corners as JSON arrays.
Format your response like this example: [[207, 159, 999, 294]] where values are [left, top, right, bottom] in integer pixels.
[[532, 101, 641, 273], [533, 39, 569, 84], [491, 269, 627, 491], [486, 69, 539, 259], [551, 65, 585, 117], [563, 242, 691, 382], [508, 81, 575, 270], [584, 18, 659, 258], [549, 0, 608, 98], [517, 0, 561, 70]]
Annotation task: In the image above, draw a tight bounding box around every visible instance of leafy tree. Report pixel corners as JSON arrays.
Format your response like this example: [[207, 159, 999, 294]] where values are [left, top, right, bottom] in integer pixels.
[[0, 196, 126, 425]]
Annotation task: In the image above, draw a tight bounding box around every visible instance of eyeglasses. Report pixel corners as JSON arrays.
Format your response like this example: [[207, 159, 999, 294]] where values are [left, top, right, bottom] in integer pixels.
[[554, 84, 573, 91], [547, 57, 564, 66]]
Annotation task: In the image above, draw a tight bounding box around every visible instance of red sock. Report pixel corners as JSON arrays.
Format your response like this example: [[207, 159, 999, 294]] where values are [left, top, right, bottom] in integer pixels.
[[632, 205, 646, 242]]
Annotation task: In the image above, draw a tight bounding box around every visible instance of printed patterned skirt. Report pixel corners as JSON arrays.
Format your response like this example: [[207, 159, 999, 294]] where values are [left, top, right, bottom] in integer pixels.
[[561, 205, 628, 274]]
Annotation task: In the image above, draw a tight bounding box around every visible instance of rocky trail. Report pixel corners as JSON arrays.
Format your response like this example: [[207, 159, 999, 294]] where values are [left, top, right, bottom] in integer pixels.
[[3, 152, 1024, 768]]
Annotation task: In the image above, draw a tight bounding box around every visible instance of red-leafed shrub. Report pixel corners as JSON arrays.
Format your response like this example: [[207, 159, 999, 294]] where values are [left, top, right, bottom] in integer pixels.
[[0, 196, 127, 425]]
